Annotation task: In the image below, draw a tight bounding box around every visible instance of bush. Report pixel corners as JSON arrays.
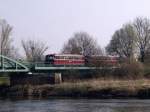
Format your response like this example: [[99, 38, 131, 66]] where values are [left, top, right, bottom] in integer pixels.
[[116, 59, 144, 79]]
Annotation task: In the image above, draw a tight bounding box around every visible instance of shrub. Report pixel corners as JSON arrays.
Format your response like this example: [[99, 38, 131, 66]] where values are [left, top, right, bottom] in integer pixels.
[[116, 59, 144, 79]]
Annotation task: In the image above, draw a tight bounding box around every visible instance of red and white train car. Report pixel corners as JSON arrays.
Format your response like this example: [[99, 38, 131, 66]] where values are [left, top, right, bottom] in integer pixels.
[[45, 54, 119, 66], [86, 55, 119, 66], [45, 54, 85, 66]]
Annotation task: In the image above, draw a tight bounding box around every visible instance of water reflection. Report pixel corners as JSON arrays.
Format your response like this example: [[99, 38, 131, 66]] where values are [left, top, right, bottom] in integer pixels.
[[0, 99, 150, 112]]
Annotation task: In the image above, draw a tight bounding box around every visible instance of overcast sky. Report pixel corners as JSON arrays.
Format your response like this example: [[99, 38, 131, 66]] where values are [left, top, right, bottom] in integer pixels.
[[0, 0, 150, 54]]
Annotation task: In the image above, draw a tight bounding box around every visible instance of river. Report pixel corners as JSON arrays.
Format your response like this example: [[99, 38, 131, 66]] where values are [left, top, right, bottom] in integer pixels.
[[0, 99, 150, 112]]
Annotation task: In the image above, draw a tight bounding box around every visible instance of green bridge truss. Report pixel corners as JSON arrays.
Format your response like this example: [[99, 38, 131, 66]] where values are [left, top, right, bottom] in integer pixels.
[[0, 55, 29, 72]]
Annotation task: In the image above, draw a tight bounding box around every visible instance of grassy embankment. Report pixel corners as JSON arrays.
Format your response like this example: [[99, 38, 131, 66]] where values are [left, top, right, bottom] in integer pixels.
[[5, 78, 150, 98]]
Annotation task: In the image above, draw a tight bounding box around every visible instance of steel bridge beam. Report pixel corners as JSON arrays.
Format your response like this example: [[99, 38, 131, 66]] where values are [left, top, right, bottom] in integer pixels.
[[0, 55, 29, 72]]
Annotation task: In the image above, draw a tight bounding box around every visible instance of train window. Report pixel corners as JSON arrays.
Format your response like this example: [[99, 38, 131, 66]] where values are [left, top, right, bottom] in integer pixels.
[[74, 56, 80, 60], [72, 56, 75, 59], [45, 55, 54, 61], [69, 56, 73, 59], [55, 56, 66, 59], [62, 56, 65, 59], [55, 56, 59, 59], [65, 56, 69, 59], [48, 56, 53, 60]]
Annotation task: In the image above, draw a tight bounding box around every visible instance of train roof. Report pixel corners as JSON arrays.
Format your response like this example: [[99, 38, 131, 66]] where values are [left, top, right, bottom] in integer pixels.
[[46, 54, 84, 57], [46, 54, 118, 57], [89, 55, 119, 57]]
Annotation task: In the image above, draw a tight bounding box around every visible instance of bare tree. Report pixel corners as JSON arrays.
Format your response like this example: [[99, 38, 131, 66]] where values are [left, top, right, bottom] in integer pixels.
[[62, 32, 103, 56], [133, 17, 150, 62], [106, 24, 136, 58], [0, 19, 14, 57], [22, 40, 48, 62]]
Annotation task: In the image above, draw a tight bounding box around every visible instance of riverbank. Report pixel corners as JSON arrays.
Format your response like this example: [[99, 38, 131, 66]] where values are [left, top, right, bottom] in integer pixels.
[[2, 78, 150, 99]]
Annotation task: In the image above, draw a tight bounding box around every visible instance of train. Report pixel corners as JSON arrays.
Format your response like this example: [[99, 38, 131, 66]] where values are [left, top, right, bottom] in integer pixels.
[[45, 54, 119, 67]]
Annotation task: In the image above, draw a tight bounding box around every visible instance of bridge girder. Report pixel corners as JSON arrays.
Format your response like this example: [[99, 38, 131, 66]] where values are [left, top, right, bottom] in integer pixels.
[[0, 55, 29, 72]]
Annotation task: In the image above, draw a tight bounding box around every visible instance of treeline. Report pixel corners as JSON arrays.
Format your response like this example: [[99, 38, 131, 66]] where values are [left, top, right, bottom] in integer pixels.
[[106, 17, 150, 63], [1, 17, 150, 63], [0, 19, 48, 62]]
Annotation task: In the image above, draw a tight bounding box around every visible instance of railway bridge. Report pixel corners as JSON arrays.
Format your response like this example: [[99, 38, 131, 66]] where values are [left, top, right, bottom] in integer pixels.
[[0, 55, 117, 84]]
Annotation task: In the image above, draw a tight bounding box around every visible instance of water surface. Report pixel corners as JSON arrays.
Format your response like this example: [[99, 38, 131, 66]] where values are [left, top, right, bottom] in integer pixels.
[[0, 99, 150, 112]]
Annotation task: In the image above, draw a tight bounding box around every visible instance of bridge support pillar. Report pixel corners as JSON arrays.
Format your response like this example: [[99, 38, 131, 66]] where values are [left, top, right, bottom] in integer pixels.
[[54, 73, 62, 84]]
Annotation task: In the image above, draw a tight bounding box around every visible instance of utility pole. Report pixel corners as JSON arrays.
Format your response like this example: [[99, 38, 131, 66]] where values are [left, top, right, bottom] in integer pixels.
[[0, 20, 2, 69]]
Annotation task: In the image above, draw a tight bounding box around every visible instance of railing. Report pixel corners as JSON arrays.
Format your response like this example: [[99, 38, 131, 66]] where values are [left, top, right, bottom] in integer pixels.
[[18, 61, 120, 71], [35, 62, 85, 67]]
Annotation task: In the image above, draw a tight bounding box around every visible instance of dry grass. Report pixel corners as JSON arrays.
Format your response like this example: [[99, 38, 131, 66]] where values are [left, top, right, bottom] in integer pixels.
[[54, 78, 150, 93], [8, 78, 150, 98]]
